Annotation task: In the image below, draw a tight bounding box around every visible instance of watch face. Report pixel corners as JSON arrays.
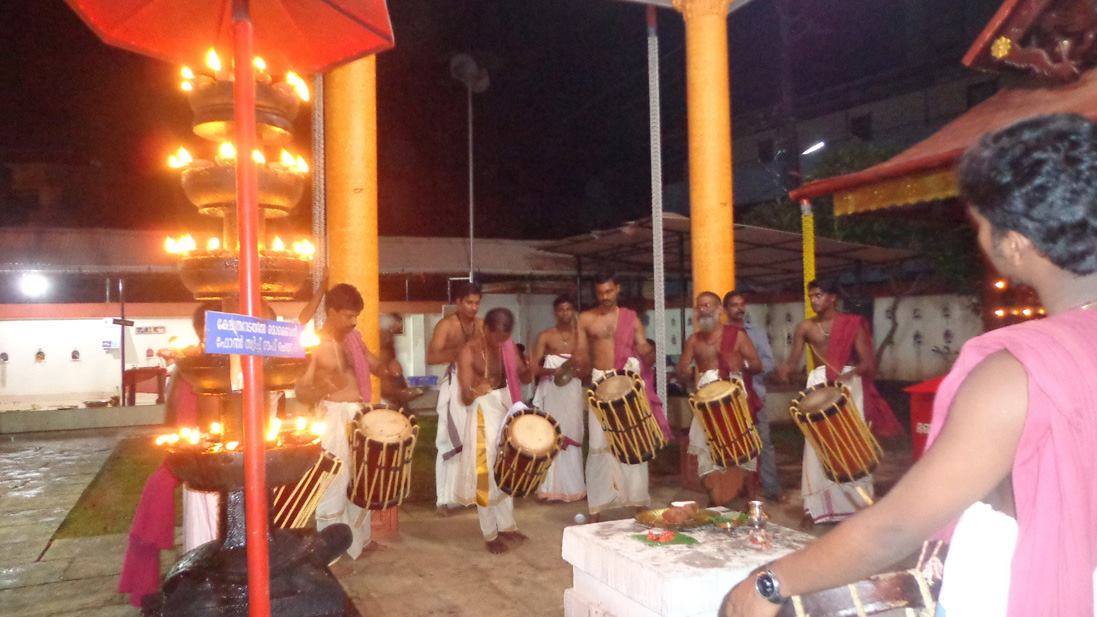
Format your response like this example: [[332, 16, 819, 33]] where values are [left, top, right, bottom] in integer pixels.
[[756, 573, 775, 597]]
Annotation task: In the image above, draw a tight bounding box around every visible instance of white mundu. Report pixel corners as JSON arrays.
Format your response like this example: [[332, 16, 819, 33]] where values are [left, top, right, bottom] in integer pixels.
[[800, 365, 874, 524], [455, 387, 518, 541], [315, 400, 372, 558], [534, 354, 586, 502], [586, 358, 650, 515], [434, 364, 469, 508]]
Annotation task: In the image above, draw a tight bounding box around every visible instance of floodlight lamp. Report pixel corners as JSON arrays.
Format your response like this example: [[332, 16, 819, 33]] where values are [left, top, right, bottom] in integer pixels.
[[19, 273, 49, 298], [801, 141, 826, 156]]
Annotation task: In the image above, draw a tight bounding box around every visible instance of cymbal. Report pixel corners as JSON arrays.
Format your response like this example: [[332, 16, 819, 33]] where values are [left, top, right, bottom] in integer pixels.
[[553, 359, 576, 387]]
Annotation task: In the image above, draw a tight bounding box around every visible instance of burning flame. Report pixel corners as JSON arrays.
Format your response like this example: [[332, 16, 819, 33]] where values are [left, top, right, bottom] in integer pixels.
[[206, 237, 221, 252], [280, 148, 296, 167], [294, 416, 308, 432], [217, 141, 237, 162], [253, 57, 267, 73], [251, 149, 266, 165], [284, 71, 310, 102], [309, 421, 326, 438], [181, 66, 196, 80], [993, 279, 1007, 290], [167, 146, 193, 169], [205, 48, 223, 73], [164, 234, 197, 255], [270, 236, 286, 252], [1021, 307, 1033, 318], [210, 421, 223, 436], [994, 308, 1006, 318], [292, 239, 316, 258], [180, 80, 194, 92], [300, 322, 321, 349], [294, 155, 309, 174], [266, 417, 283, 442]]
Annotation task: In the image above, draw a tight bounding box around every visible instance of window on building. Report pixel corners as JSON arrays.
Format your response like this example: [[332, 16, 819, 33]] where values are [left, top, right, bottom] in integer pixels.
[[850, 113, 874, 141], [966, 80, 997, 108], [756, 138, 775, 163]]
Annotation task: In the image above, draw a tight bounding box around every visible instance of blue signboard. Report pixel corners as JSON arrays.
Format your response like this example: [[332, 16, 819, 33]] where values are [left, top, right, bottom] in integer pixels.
[[204, 311, 305, 358]]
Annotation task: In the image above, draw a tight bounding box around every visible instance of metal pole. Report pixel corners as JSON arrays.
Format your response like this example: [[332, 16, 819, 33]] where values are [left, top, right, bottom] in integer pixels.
[[231, 0, 271, 614], [311, 73, 326, 325], [118, 277, 125, 406], [646, 6, 668, 407], [467, 85, 475, 281]]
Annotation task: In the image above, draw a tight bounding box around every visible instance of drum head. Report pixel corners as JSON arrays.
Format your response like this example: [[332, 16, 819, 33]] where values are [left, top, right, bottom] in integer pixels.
[[798, 386, 844, 413], [696, 379, 736, 402], [359, 408, 412, 443], [595, 374, 633, 401], [509, 414, 556, 455]]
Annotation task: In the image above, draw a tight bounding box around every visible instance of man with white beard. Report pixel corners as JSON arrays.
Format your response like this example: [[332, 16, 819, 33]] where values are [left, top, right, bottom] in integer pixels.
[[676, 291, 762, 503]]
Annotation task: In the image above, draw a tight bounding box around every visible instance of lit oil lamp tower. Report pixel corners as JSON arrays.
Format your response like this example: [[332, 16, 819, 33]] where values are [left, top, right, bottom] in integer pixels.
[[147, 50, 355, 617]]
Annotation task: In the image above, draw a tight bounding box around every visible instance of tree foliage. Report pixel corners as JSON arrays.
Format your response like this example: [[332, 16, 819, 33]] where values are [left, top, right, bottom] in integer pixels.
[[739, 140, 982, 290]]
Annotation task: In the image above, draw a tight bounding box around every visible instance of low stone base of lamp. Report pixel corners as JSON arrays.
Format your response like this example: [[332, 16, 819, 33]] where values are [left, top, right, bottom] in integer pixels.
[[142, 490, 353, 617]]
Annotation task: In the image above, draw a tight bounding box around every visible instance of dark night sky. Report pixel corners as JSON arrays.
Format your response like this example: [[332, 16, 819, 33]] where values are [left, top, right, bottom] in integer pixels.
[[0, 0, 992, 239]]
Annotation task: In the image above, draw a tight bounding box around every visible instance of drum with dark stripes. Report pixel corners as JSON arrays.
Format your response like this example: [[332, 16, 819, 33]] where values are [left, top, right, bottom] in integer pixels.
[[348, 403, 419, 510], [587, 370, 667, 464], [494, 407, 562, 497], [789, 382, 882, 483], [271, 451, 342, 529], [687, 378, 761, 468]]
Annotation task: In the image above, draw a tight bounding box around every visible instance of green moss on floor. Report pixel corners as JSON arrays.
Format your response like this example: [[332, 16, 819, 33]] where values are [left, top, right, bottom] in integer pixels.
[[54, 435, 180, 539]]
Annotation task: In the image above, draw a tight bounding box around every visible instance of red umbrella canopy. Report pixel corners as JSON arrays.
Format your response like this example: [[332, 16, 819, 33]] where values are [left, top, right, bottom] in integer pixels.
[[64, 0, 394, 73]]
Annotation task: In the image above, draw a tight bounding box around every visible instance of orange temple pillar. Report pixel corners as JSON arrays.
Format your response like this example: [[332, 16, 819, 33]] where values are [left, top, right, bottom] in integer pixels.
[[325, 56, 381, 396], [325, 56, 399, 537], [674, 0, 735, 296]]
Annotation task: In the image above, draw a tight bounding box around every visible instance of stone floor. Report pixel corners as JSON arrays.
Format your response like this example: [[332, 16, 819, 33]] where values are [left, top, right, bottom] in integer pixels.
[[0, 426, 913, 616]]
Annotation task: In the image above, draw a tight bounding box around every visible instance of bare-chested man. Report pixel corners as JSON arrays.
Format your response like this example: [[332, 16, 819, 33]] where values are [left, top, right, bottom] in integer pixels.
[[426, 281, 484, 514], [296, 283, 391, 560], [577, 272, 665, 520], [530, 295, 586, 502], [676, 291, 762, 504], [454, 308, 532, 553], [776, 279, 900, 524]]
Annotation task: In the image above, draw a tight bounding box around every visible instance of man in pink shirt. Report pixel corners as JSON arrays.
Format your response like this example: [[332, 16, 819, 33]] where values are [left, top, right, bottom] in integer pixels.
[[721, 114, 1097, 616]]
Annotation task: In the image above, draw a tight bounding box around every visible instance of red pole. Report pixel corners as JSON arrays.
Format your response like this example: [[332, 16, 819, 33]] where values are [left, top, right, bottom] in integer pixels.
[[232, 1, 271, 615]]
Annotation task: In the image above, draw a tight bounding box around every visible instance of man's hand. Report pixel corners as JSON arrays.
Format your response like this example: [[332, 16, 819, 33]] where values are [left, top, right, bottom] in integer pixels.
[[720, 577, 780, 617], [387, 360, 404, 378]]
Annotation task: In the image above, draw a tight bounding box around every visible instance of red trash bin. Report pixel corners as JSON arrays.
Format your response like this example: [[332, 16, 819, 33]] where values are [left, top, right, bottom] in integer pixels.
[[904, 376, 945, 460]]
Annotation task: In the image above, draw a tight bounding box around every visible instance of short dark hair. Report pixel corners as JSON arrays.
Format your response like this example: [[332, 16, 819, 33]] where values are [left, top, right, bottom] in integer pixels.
[[807, 279, 839, 295], [593, 271, 618, 285], [553, 294, 575, 309], [325, 283, 364, 313], [722, 290, 745, 308], [959, 113, 1097, 275], [484, 307, 515, 333], [696, 291, 721, 305], [192, 301, 220, 336], [453, 280, 482, 301]]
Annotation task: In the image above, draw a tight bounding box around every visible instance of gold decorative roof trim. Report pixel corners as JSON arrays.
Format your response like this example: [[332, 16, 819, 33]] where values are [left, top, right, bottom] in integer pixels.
[[833, 168, 958, 216]]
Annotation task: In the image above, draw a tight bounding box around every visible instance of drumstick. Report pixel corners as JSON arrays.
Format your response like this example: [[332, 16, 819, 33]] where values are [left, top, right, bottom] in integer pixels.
[[855, 485, 875, 507]]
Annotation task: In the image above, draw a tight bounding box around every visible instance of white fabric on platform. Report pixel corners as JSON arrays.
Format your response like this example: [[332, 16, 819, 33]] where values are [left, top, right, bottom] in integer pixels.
[[455, 386, 517, 540], [182, 487, 219, 552], [561, 510, 813, 617], [536, 353, 586, 502], [801, 365, 874, 524], [315, 400, 371, 559], [936, 501, 1017, 617], [434, 365, 469, 508], [586, 361, 650, 515]]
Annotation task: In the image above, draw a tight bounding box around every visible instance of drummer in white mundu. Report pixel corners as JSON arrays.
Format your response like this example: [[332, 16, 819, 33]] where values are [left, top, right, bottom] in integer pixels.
[[531, 294, 587, 503], [455, 307, 533, 554], [577, 271, 659, 522], [676, 291, 761, 485], [295, 283, 397, 560]]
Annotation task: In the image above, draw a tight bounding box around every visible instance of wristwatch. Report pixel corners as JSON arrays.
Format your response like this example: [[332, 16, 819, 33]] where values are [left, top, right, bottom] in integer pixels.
[[754, 568, 785, 604]]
